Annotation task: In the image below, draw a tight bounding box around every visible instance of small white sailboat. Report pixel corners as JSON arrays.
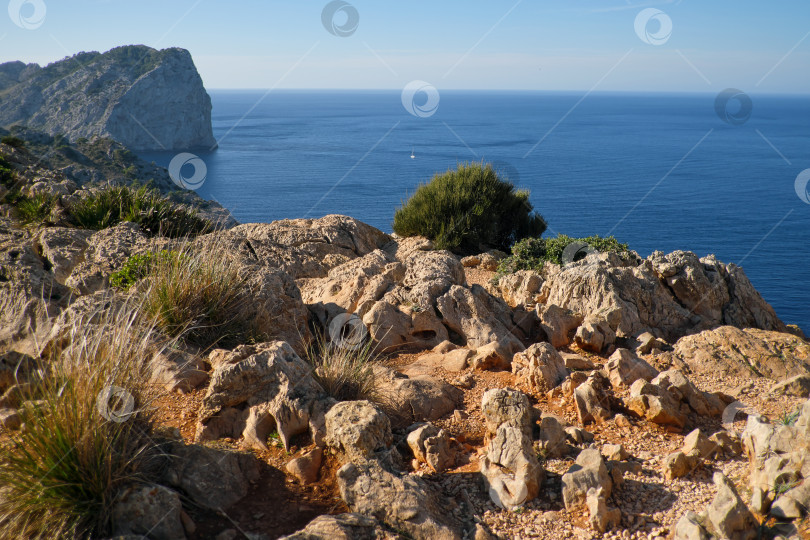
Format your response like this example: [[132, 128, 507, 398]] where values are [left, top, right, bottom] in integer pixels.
[[410, 147, 415, 159]]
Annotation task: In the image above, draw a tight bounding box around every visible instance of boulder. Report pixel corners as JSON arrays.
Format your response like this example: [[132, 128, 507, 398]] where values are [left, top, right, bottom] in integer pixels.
[[325, 400, 392, 463], [512, 343, 569, 392], [600, 444, 629, 462], [280, 513, 391, 540], [586, 486, 621, 533], [604, 348, 658, 388], [662, 451, 698, 481], [561, 352, 595, 371], [561, 448, 612, 510], [625, 379, 686, 428], [481, 388, 532, 439], [573, 373, 612, 425], [337, 459, 462, 540], [537, 414, 569, 458], [373, 366, 461, 428], [163, 442, 260, 511], [407, 423, 455, 473], [635, 331, 667, 355], [771, 480, 810, 519], [437, 285, 524, 354], [652, 369, 724, 417], [575, 316, 616, 354], [480, 424, 543, 509], [536, 304, 583, 348], [469, 341, 512, 371], [35, 227, 92, 284], [682, 429, 716, 459], [286, 447, 323, 484], [673, 511, 710, 540], [707, 472, 757, 540], [111, 484, 186, 540], [195, 342, 329, 450]]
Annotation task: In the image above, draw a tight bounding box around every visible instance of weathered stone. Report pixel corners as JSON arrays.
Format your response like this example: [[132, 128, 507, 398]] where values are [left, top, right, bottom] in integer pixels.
[[561, 449, 612, 510], [325, 401, 392, 463], [771, 480, 810, 519], [636, 331, 667, 355], [35, 227, 91, 284], [537, 415, 569, 458], [662, 451, 698, 481], [195, 342, 328, 451], [600, 444, 629, 462], [575, 317, 616, 354], [111, 484, 186, 540], [586, 486, 621, 533], [480, 425, 543, 509], [537, 304, 583, 348], [673, 511, 709, 540], [280, 513, 392, 540], [469, 341, 512, 371], [707, 472, 757, 540], [407, 423, 455, 473], [373, 366, 461, 428], [286, 447, 323, 484], [682, 429, 716, 459], [561, 352, 595, 371], [496, 270, 544, 308], [769, 374, 810, 397], [437, 285, 524, 354], [605, 348, 658, 388], [481, 388, 531, 439], [512, 343, 568, 392], [652, 369, 724, 417], [163, 442, 260, 511], [337, 459, 462, 540], [625, 379, 686, 428], [573, 373, 612, 425], [0, 408, 21, 430]]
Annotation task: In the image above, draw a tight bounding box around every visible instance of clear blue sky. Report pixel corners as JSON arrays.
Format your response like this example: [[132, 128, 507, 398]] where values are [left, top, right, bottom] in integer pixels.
[[2, 0, 809, 92]]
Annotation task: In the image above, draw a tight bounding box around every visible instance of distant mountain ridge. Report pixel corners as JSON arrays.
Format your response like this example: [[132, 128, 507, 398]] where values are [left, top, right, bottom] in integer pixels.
[[0, 45, 216, 151]]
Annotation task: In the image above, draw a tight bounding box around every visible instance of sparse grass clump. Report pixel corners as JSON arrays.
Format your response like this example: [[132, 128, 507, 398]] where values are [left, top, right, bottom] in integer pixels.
[[68, 185, 212, 238], [135, 244, 261, 349], [12, 192, 56, 225], [304, 331, 380, 403], [0, 298, 165, 538], [495, 233, 630, 278], [392, 162, 546, 254], [0, 135, 25, 150], [109, 250, 178, 290]]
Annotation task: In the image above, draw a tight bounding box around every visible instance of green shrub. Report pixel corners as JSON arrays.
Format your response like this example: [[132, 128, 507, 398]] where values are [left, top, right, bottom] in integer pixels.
[[496, 234, 630, 278], [392, 163, 546, 254], [0, 155, 15, 188], [0, 135, 25, 149], [138, 244, 260, 349], [109, 250, 177, 290], [0, 297, 164, 538], [14, 192, 56, 225], [68, 185, 212, 238]]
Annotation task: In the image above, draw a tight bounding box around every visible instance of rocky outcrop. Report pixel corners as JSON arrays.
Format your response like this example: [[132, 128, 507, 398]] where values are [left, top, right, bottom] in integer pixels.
[[538, 250, 788, 343], [280, 513, 395, 540], [0, 46, 216, 150], [512, 342, 568, 392], [671, 326, 810, 380]]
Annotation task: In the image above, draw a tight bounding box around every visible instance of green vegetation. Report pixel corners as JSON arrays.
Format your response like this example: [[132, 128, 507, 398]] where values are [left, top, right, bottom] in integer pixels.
[[0, 154, 15, 188], [777, 408, 801, 426], [68, 185, 212, 238], [392, 162, 546, 254], [495, 234, 630, 278], [13, 192, 56, 225], [304, 331, 381, 404], [0, 135, 26, 149], [109, 250, 178, 290], [0, 298, 163, 538], [136, 244, 260, 349]]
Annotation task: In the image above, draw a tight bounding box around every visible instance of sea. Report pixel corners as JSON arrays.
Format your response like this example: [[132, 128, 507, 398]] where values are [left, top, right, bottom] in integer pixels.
[[140, 90, 810, 332]]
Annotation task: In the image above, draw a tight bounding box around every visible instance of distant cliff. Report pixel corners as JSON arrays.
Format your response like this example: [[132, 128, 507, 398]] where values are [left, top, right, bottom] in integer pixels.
[[0, 45, 216, 151]]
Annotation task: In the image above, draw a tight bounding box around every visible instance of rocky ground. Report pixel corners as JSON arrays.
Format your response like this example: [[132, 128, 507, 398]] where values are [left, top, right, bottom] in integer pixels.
[[1, 150, 810, 539]]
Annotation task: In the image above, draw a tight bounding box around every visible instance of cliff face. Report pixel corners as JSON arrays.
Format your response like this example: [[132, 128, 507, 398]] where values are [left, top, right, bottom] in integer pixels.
[[0, 45, 216, 151]]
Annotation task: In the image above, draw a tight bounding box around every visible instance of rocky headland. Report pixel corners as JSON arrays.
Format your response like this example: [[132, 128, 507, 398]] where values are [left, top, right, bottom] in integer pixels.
[[0, 46, 216, 151]]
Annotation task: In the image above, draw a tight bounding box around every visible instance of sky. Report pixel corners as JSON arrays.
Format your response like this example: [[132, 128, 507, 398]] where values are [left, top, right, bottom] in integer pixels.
[[1, 0, 809, 93]]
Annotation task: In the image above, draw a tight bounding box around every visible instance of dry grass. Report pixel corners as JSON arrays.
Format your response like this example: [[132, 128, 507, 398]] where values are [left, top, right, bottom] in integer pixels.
[[303, 330, 382, 404], [136, 242, 262, 350], [0, 296, 168, 539]]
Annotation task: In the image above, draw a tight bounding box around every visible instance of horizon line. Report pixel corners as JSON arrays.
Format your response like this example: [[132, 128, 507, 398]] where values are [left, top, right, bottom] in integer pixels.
[[205, 88, 809, 97]]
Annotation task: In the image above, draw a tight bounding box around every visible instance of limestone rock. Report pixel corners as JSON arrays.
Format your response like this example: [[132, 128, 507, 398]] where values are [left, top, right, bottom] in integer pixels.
[[480, 424, 543, 508], [707, 472, 757, 540], [163, 442, 260, 511], [496, 270, 544, 307], [575, 316, 616, 354], [573, 373, 612, 425], [771, 480, 810, 519], [682, 429, 716, 459], [0, 407, 21, 430], [600, 444, 629, 462], [337, 459, 462, 540], [672, 326, 810, 381], [537, 414, 569, 458], [469, 341, 512, 371], [407, 423, 455, 473], [625, 379, 686, 428], [512, 343, 569, 392], [481, 388, 532, 438], [0, 46, 216, 150], [35, 227, 91, 284], [561, 352, 595, 371], [537, 304, 583, 348], [325, 401, 392, 463], [195, 342, 328, 451], [280, 513, 394, 540], [286, 447, 323, 484], [111, 484, 186, 540], [605, 348, 658, 388], [561, 448, 612, 510], [373, 366, 461, 428], [652, 369, 724, 417], [662, 451, 698, 481], [769, 374, 810, 397], [673, 511, 709, 540], [586, 486, 621, 533]]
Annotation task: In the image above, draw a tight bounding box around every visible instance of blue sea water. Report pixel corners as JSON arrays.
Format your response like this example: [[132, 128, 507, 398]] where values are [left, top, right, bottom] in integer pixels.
[[140, 90, 810, 331]]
